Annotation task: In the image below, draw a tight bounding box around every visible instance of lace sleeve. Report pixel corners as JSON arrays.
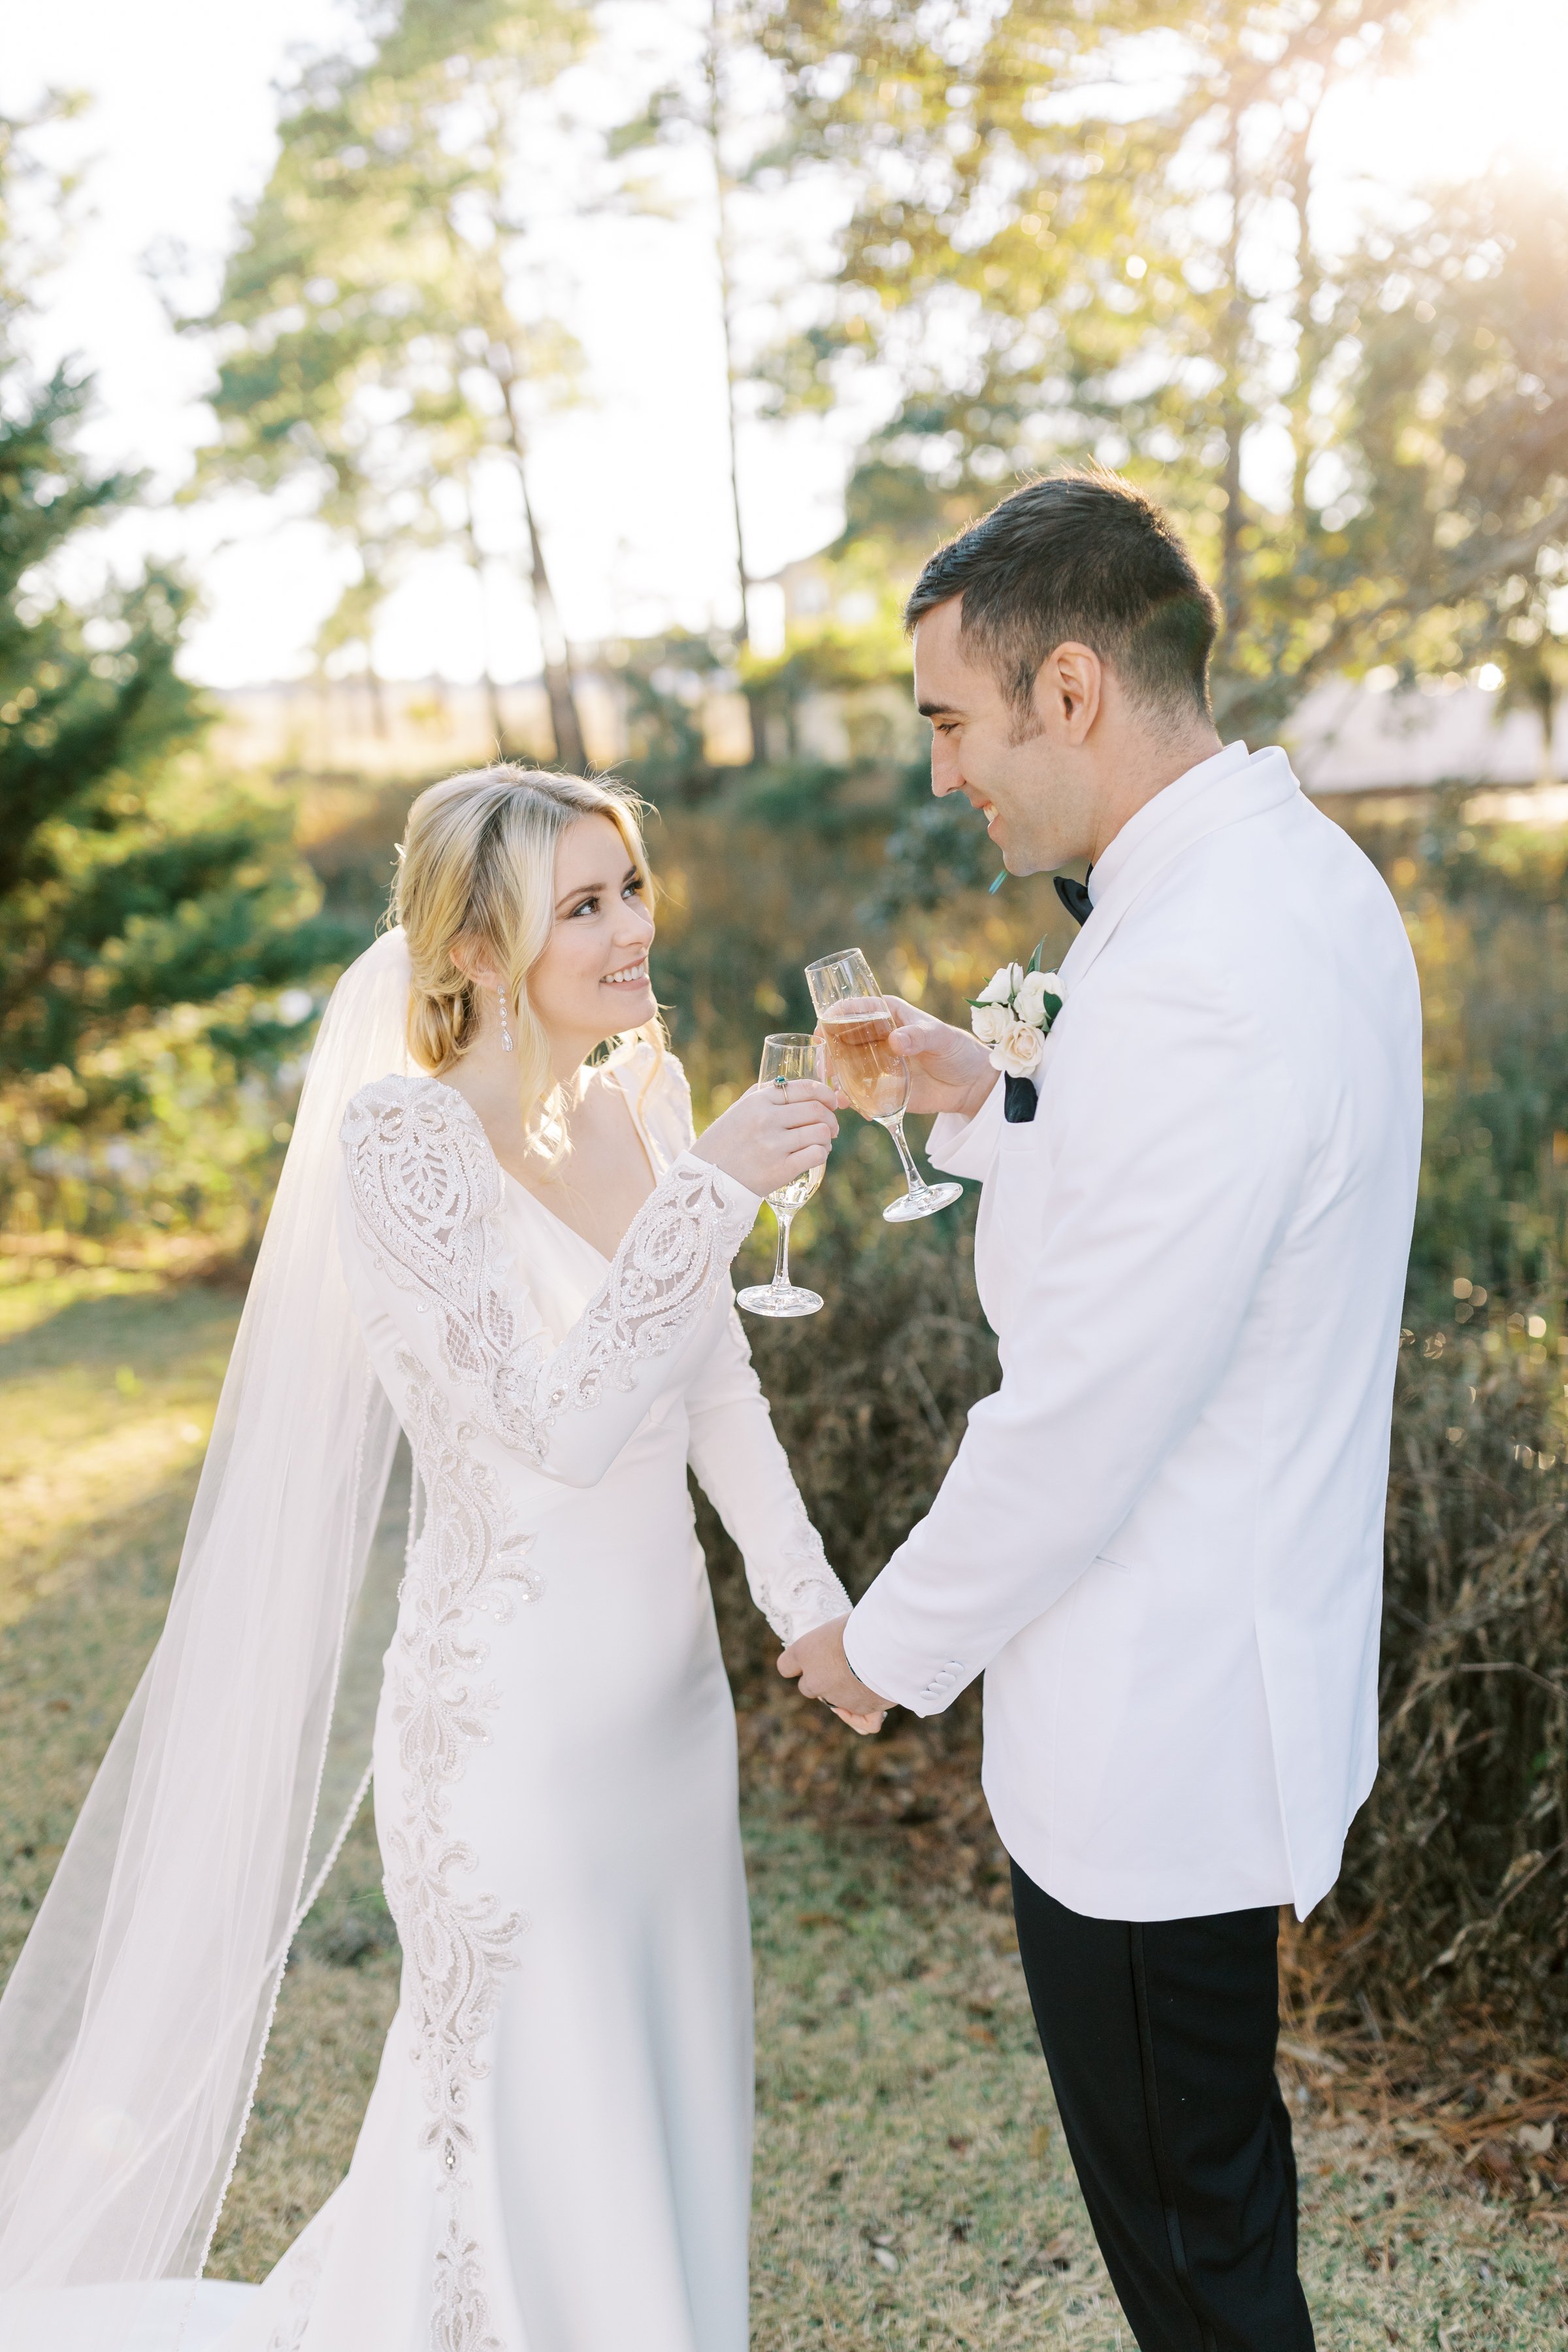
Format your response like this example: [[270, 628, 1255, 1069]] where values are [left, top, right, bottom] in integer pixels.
[[339, 1075, 760, 1487], [685, 1303, 851, 1644]]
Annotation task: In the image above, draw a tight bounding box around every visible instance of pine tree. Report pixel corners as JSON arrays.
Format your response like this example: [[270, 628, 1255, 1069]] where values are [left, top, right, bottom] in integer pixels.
[[0, 110, 357, 1228]]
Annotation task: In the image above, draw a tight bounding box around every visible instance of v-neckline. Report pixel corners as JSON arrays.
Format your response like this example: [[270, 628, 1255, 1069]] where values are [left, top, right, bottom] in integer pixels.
[[495, 1059, 662, 1267]]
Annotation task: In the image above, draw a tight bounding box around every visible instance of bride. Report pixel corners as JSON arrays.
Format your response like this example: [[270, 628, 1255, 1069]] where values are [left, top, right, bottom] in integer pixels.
[[0, 766, 866, 2352]]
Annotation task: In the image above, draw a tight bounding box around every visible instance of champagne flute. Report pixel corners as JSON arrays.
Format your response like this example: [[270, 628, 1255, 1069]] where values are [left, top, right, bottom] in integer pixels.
[[736, 1034, 827, 1318], [804, 949, 964, 1224]]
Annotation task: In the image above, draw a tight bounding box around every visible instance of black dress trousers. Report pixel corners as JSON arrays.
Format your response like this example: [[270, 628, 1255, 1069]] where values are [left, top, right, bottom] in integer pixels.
[[1011, 1863, 1315, 2352]]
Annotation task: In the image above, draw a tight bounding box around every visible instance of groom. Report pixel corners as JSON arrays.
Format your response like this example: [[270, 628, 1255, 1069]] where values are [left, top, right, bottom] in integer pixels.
[[779, 469, 1422, 2349]]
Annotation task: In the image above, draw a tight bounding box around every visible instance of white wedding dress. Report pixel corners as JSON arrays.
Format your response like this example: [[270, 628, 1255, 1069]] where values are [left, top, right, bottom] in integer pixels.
[[206, 1041, 849, 2352]]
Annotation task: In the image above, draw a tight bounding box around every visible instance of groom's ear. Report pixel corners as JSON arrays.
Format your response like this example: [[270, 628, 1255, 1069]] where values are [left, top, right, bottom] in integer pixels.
[[1036, 642, 1103, 743]]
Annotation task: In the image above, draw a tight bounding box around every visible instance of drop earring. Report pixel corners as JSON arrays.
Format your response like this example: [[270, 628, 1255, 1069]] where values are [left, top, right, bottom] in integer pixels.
[[497, 983, 514, 1053]]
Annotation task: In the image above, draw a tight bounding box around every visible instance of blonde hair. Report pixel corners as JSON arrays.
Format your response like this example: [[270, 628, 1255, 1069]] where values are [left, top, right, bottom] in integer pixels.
[[392, 765, 661, 1145]]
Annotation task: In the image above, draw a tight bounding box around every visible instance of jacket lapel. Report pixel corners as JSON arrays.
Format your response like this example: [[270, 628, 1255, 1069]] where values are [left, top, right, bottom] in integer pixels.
[[1058, 746, 1299, 1000]]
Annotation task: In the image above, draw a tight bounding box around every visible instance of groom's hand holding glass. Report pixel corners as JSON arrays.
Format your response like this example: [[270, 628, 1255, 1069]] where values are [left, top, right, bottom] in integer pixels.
[[876, 995, 1000, 1120]]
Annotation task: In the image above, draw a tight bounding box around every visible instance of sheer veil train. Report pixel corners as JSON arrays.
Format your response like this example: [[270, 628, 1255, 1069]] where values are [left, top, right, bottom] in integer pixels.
[[0, 927, 417, 2347]]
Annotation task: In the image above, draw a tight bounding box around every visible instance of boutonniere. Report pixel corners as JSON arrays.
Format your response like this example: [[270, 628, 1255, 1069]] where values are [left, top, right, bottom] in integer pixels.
[[968, 943, 1063, 1079]]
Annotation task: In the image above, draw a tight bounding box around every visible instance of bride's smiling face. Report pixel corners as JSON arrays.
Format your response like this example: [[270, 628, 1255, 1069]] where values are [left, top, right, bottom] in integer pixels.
[[527, 813, 657, 1053]]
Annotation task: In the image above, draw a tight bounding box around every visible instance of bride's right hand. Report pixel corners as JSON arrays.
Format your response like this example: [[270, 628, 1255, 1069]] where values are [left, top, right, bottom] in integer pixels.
[[689, 1079, 839, 1198], [831, 1704, 886, 1735]]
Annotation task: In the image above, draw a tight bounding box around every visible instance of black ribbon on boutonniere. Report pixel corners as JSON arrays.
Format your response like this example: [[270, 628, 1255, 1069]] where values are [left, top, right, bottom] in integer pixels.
[[1004, 872, 1090, 1124]]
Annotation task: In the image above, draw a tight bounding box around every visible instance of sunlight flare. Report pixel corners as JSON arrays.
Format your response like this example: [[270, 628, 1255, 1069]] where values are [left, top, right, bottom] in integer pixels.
[[1350, 0, 1568, 188]]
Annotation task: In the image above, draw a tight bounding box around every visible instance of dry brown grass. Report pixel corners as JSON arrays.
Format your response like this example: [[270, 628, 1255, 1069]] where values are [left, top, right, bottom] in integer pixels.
[[711, 1125, 1568, 2072], [743, 1803, 1568, 2350], [1330, 1323, 1568, 2032], [207, 1806, 400, 2283], [4, 1266, 1567, 2346]]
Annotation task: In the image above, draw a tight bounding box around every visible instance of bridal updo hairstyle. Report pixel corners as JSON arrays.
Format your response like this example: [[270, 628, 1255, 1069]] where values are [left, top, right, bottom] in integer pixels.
[[393, 764, 661, 1141]]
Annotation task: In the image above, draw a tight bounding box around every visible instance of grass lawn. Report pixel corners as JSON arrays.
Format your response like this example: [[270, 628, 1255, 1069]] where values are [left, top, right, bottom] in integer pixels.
[[3, 1268, 1564, 2347]]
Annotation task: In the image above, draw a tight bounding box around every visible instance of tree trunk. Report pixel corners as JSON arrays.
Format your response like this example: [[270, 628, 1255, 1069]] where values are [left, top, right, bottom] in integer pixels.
[[489, 350, 587, 773], [1287, 118, 1321, 525], [1532, 672, 1558, 787], [705, 5, 751, 652], [478, 642, 507, 757], [461, 482, 508, 755], [518, 475, 586, 774], [1219, 103, 1247, 649]]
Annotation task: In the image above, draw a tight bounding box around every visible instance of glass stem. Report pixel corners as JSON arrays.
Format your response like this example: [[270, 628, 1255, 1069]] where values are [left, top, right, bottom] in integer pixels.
[[881, 1111, 927, 1196], [772, 1207, 795, 1290]]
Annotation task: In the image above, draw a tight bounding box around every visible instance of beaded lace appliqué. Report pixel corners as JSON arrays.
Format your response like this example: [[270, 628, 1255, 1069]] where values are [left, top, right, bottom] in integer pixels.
[[341, 1076, 754, 1467], [433, 2206, 503, 2352], [756, 1488, 851, 1646], [382, 1354, 540, 2351], [338, 1066, 802, 2346], [263, 2229, 329, 2352]]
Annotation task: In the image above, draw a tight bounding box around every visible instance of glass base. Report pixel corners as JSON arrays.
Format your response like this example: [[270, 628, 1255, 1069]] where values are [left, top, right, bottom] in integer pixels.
[[883, 1180, 964, 1224], [737, 1281, 824, 1318]]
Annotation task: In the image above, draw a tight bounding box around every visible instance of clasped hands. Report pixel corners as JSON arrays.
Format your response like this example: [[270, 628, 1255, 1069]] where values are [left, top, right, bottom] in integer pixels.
[[777, 1614, 890, 1738], [773, 1000, 994, 1740]]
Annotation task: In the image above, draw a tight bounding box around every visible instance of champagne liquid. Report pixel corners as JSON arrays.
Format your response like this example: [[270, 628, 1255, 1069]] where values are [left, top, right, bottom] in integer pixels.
[[768, 1161, 824, 1216], [821, 1005, 909, 1120]]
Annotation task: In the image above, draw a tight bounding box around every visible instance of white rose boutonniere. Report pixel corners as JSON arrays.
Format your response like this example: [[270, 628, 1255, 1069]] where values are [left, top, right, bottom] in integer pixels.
[[974, 962, 1024, 1008], [997, 1019, 1045, 1078], [1013, 968, 1056, 1027], [968, 946, 1063, 1075]]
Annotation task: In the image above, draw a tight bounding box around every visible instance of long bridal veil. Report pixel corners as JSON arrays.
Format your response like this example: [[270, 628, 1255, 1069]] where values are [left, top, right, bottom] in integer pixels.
[[0, 927, 414, 2332]]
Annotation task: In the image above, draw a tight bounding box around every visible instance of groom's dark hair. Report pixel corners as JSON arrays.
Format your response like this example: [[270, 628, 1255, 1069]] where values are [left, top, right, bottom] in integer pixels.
[[905, 468, 1220, 730]]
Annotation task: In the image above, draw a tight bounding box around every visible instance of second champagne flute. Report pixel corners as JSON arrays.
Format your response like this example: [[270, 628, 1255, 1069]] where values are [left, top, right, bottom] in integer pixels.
[[804, 949, 964, 1224], [735, 1034, 827, 1318]]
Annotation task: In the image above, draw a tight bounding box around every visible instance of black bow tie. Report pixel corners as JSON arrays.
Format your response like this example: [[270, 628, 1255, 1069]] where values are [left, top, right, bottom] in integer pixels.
[[1004, 871, 1091, 1124], [1054, 872, 1093, 928]]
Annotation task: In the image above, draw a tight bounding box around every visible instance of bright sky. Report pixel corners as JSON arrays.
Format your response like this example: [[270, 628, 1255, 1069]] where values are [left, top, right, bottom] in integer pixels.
[[2, 0, 1561, 689], [2, 0, 860, 684]]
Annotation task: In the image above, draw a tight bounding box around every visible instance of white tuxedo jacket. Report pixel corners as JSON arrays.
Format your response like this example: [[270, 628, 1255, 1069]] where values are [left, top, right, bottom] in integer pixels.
[[845, 743, 1422, 1921]]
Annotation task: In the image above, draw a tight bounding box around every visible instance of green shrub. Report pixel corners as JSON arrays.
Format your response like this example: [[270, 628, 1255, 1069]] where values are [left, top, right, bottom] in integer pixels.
[[697, 795, 1568, 2042]]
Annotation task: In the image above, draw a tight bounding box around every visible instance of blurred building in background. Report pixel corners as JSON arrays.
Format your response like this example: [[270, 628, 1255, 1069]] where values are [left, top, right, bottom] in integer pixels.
[[1287, 674, 1567, 806], [209, 658, 1568, 812]]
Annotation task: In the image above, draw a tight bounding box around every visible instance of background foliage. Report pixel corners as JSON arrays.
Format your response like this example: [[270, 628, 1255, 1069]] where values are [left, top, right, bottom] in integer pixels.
[[4, 1, 1568, 2070], [0, 106, 357, 1250], [692, 794, 1568, 2051]]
